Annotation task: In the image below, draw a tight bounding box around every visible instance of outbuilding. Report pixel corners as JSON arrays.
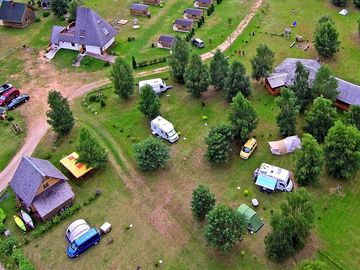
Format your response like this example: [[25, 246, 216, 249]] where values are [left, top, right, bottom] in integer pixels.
[[60, 152, 93, 179], [183, 8, 203, 21], [173, 19, 193, 32], [157, 35, 175, 49], [194, 0, 213, 9], [0, 1, 35, 28], [143, 0, 161, 5], [237, 204, 263, 232], [130, 3, 150, 17]]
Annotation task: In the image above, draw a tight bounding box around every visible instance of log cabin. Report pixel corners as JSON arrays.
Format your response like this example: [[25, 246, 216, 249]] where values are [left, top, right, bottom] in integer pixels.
[[0, 1, 35, 29]]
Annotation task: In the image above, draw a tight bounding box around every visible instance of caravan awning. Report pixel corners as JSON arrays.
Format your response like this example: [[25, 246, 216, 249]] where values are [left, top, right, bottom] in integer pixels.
[[255, 174, 277, 190]]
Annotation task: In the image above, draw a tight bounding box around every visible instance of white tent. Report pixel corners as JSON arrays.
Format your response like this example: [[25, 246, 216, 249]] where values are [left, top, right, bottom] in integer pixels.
[[339, 9, 348, 16], [66, 219, 91, 243], [268, 135, 301, 155]]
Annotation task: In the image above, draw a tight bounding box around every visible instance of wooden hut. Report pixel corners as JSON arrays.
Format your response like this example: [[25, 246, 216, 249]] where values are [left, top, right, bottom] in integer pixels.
[[194, 0, 213, 9], [183, 8, 203, 21], [143, 0, 161, 5], [173, 19, 193, 33], [0, 1, 35, 28], [130, 3, 150, 16], [157, 35, 175, 49]]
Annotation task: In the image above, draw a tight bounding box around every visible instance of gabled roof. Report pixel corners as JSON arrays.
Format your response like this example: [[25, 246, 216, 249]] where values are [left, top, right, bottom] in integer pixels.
[[9, 156, 68, 208], [175, 19, 193, 27], [0, 1, 32, 23], [131, 3, 148, 11], [158, 35, 174, 43], [50, 25, 64, 44], [195, 0, 212, 3], [184, 8, 203, 16]]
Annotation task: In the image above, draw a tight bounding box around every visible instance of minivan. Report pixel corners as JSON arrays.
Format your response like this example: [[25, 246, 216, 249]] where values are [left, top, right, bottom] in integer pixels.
[[0, 88, 19, 106], [191, 38, 204, 48], [67, 228, 101, 258]]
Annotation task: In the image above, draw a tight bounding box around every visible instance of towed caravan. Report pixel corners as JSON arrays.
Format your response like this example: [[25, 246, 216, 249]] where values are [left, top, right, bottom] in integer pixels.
[[139, 78, 172, 95], [151, 116, 179, 143]]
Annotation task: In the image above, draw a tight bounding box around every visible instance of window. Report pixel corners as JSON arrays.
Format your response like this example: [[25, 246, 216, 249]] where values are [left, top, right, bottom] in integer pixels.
[[71, 43, 75, 47], [102, 28, 109, 35], [43, 182, 49, 189]]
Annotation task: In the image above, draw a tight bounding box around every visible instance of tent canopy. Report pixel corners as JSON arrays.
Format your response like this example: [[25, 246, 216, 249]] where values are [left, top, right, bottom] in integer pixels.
[[237, 204, 263, 232], [268, 135, 301, 155], [339, 9, 348, 16], [60, 152, 93, 179]]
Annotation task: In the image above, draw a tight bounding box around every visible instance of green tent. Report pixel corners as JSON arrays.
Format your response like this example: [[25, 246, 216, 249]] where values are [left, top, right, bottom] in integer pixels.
[[237, 204, 263, 232]]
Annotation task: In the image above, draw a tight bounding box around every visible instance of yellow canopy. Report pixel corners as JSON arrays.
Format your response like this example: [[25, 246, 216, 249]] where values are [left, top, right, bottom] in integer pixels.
[[60, 152, 93, 179]]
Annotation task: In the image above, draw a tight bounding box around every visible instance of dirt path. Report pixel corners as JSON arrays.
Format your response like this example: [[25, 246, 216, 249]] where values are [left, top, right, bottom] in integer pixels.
[[0, 0, 264, 191]]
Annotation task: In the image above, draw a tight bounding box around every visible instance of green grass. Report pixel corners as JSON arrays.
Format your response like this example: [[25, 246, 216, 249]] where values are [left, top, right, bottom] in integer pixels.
[[0, 112, 26, 171]]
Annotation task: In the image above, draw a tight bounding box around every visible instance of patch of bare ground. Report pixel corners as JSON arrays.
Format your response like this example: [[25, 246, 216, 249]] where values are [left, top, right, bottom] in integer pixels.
[[350, 32, 360, 45]]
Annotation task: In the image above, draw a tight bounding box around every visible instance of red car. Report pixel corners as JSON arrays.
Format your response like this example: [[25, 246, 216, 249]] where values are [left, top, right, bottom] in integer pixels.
[[0, 88, 20, 106]]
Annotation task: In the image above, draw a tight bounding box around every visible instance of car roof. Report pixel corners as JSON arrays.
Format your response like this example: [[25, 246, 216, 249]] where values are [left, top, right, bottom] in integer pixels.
[[244, 138, 256, 148], [194, 38, 203, 43], [1, 88, 18, 97]]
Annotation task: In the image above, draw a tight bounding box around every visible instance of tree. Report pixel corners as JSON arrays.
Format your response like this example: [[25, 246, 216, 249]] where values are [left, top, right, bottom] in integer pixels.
[[68, 0, 84, 22], [132, 56, 137, 69], [205, 124, 234, 164], [77, 128, 108, 169], [209, 49, 229, 91], [51, 0, 68, 17], [332, 0, 347, 6], [312, 65, 338, 101], [191, 185, 216, 221], [314, 16, 340, 58], [275, 88, 299, 137], [250, 44, 275, 80], [169, 36, 190, 82], [265, 189, 314, 262], [347, 105, 360, 129], [46, 90, 74, 136], [295, 134, 324, 186], [305, 97, 337, 143], [324, 121, 360, 179], [133, 137, 170, 171], [355, 0, 360, 8], [296, 259, 327, 270], [205, 204, 246, 252], [228, 92, 258, 141], [291, 61, 312, 112], [110, 57, 134, 99], [138, 85, 161, 118], [224, 60, 251, 101], [184, 54, 210, 98]]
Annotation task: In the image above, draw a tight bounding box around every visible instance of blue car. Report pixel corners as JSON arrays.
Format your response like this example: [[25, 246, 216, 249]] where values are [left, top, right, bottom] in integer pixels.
[[7, 94, 29, 110], [67, 228, 101, 258]]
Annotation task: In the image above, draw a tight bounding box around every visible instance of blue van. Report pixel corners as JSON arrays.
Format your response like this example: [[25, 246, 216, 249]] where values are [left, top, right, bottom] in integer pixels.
[[67, 228, 101, 258]]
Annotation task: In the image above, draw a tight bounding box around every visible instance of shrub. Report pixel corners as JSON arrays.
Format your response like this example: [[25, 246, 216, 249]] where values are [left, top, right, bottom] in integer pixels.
[[7, 114, 14, 121], [34, 18, 41, 22], [243, 189, 249, 196], [43, 11, 50, 17], [0, 237, 18, 256], [59, 15, 65, 21]]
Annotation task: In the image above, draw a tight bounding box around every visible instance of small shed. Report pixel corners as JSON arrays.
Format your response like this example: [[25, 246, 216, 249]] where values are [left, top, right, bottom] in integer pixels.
[[130, 3, 150, 17], [157, 35, 175, 49], [60, 152, 93, 179], [237, 204, 263, 232], [0, 1, 36, 28], [339, 9, 348, 16], [194, 0, 213, 9], [268, 135, 301, 155], [0, 107, 7, 120], [183, 8, 203, 21], [143, 0, 160, 5], [173, 19, 193, 32]]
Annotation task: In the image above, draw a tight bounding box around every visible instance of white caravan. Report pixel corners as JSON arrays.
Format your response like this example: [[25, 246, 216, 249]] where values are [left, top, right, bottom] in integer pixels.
[[139, 78, 172, 95], [253, 163, 293, 192], [151, 116, 179, 143]]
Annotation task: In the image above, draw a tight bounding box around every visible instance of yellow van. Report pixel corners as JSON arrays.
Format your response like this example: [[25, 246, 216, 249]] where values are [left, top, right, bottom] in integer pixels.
[[240, 138, 257, 160]]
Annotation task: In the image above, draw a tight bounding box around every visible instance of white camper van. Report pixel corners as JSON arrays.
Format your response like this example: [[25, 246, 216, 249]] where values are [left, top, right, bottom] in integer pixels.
[[139, 78, 171, 95], [253, 163, 293, 192], [151, 116, 179, 143]]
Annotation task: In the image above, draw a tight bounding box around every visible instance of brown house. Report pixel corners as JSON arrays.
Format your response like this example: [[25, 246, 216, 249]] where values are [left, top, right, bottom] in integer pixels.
[[157, 35, 175, 49], [0, 1, 36, 29], [183, 8, 203, 21], [173, 19, 193, 33], [143, 0, 161, 5], [130, 3, 150, 16], [194, 0, 213, 9], [10, 156, 75, 221]]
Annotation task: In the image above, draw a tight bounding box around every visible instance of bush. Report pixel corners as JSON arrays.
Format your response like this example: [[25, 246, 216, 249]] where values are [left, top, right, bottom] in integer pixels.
[[34, 17, 41, 22], [59, 15, 65, 21], [12, 249, 35, 270], [243, 189, 249, 196], [81, 56, 94, 66], [0, 237, 18, 256], [43, 11, 50, 17], [7, 114, 14, 121]]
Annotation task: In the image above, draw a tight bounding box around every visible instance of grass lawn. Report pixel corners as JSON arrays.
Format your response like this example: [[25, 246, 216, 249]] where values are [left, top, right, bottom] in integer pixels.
[[0, 112, 26, 171]]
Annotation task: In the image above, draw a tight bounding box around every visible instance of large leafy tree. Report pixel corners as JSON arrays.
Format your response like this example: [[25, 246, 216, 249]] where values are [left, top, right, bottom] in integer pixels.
[[224, 60, 251, 101], [276, 88, 299, 137], [133, 138, 170, 171], [305, 97, 337, 143], [295, 134, 324, 186], [51, 0, 68, 17], [191, 185, 216, 221], [209, 49, 229, 91], [77, 128, 108, 169], [110, 57, 134, 99], [332, 0, 347, 6], [250, 44, 275, 81], [347, 105, 360, 130], [68, 0, 84, 22], [324, 121, 360, 179], [312, 65, 338, 101], [291, 61, 312, 112], [228, 92, 258, 141], [205, 124, 235, 164], [169, 36, 190, 82], [314, 16, 340, 58], [355, 0, 360, 8], [205, 204, 246, 252], [184, 54, 210, 98], [138, 85, 161, 119], [265, 189, 315, 262], [46, 90, 74, 136]]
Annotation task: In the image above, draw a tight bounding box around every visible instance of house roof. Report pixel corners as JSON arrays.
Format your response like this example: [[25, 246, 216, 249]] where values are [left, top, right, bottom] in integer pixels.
[[0, 1, 31, 23], [50, 25, 64, 44], [131, 3, 148, 11], [9, 156, 68, 208], [195, 0, 212, 3], [268, 58, 360, 106], [184, 8, 203, 16], [32, 181, 74, 219], [175, 19, 193, 27], [158, 35, 174, 43], [60, 152, 93, 179]]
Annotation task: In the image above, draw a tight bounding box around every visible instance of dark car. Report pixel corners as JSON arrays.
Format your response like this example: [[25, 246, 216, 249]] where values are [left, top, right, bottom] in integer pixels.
[[0, 84, 13, 95], [0, 88, 19, 106], [191, 38, 204, 48], [7, 94, 29, 110]]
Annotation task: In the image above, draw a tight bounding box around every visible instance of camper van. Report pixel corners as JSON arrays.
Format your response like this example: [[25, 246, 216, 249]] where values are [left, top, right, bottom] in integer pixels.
[[253, 163, 293, 192], [151, 116, 179, 143], [67, 228, 101, 258], [139, 78, 171, 95]]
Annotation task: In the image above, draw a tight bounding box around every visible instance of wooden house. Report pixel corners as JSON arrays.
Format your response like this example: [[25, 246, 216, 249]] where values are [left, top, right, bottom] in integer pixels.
[[143, 0, 161, 5], [10, 156, 75, 221], [130, 3, 150, 16], [157, 35, 175, 49], [194, 0, 213, 9], [173, 19, 193, 33], [0, 1, 35, 29], [183, 8, 203, 21]]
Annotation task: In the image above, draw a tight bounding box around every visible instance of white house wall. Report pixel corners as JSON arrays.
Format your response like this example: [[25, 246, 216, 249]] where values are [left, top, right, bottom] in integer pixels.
[[58, 41, 81, 51]]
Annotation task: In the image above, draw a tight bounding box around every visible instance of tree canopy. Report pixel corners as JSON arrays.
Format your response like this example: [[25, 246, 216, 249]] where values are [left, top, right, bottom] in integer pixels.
[[191, 185, 216, 221], [51, 0, 68, 17], [276, 88, 299, 137], [184, 54, 210, 98], [68, 0, 84, 22], [332, 0, 347, 6], [225, 60, 251, 101], [169, 36, 190, 82], [291, 61, 312, 112], [111, 58, 134, 99], [138, 85, 161, 119], [209, 49, 229, 91], [250, 44, 275, 80], [355, 0, 360, 8], [312, 65, 338, 101], [347, 105, 360, 130], [314, 16, 340, 58]]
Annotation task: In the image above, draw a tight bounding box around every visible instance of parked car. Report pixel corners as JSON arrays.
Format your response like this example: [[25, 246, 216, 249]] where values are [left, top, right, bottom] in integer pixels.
[[0, 88, 19, 107], [191, 38, 204, 48], [240, 138, 257, 160], [7, 94, 29, 110], [67, 228, 101, 258], [0, 83, 13, 95]]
